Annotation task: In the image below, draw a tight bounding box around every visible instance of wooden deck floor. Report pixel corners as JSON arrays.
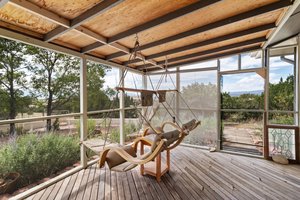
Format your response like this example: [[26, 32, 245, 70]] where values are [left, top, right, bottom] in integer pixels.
[[24, 146, 300, 200]]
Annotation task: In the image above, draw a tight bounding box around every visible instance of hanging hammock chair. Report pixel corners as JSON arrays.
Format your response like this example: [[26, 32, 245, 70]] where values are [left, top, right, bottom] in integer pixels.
[[142, 119, 201, 151], [98, 119, 200, 172], [83, 35, 201, 173], [98, 136, 166, 172]]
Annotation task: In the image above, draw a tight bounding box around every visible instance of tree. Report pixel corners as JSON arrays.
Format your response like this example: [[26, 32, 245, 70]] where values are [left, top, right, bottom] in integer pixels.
[[27, 47, 80, 131], [269, 75, 294, 111], [0, 38, 28, 135], [86, 61, 111, 112]]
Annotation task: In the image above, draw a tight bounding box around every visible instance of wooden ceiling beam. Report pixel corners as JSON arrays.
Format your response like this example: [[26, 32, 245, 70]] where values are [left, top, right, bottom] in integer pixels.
[[138, 0, 291, 51], [10, 0, 161, 68], [105, 0, 291, 60], [123, 23, 275, 65], [157, 37, 266, 64], [146, 45, 261, 72], [44, 0, 124, 41], [137, 37, 266, 70], [107, 0, 220, 43], [83, 0, 220, 54]]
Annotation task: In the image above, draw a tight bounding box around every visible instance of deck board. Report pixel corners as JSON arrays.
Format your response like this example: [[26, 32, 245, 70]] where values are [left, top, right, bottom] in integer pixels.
[[22, 146, 300, 200]]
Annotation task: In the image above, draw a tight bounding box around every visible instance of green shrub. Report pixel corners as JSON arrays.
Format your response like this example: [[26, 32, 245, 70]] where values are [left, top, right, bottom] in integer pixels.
[[0, 133, 79, 188]]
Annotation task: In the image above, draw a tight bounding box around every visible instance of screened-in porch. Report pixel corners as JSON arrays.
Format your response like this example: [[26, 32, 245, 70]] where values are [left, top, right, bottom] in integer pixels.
[[0, 0, 300, 199]]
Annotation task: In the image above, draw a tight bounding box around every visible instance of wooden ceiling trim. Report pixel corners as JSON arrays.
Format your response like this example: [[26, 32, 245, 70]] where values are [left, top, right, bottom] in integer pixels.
[[44, 0, 124, 42], [136, 37, 266, 70], [123, 22, 276, 65], [146, 45, 261, 72], [107, 0, 220, 44]]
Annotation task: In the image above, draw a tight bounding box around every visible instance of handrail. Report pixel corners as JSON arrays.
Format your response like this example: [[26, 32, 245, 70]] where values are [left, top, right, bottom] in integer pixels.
[[87, 106, 141, 115], [0, 113, 82, 125], [0, 107, 141, 125]]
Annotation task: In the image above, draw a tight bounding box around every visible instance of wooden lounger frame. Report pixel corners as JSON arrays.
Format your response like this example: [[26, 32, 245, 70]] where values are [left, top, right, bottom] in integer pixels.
[[140, 120, 200, 181], [98, 137, 167, 168]]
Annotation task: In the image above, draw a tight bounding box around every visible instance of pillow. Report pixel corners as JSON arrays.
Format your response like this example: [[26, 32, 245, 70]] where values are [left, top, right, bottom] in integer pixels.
[[162, 130, 180, 146], [106, 145, 137, 169]]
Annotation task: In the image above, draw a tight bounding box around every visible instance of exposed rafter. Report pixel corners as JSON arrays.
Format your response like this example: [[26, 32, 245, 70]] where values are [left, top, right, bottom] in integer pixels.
[[44, 0, 124, 41], [105, 0, 291, 61], [0, 27, 143, 75], [9, 0, 160, 68], [155, 37, 266, 64], [123, 23, 276, 65], [145, 46, 261, 72], [138, 0, 291, 51], [107, 0, 220, 43], [137, 37, 266, 70], [81, 0, 221, 55]]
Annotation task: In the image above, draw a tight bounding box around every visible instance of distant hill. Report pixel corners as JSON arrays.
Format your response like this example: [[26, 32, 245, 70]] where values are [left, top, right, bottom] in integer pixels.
[[229, 90, 264, 97]]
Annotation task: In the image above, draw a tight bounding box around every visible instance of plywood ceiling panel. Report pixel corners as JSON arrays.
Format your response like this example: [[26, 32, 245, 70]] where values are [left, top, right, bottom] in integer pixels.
[[56, 29, 97, 47], [141, 10, 281, 56], [28, 0, 103, 19], [52, 39, 81, 51], [0, 3, 57, 34], [117, 0, 278, 49], [92, 45, 120, 56], [83, 0, 197, 38], [113, 54, 132, 63], [154, 31, 268, 62]]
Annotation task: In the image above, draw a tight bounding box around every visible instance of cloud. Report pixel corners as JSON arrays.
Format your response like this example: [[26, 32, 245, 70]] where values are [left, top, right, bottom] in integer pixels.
[[103, 68, 119, 88], [220, 56, 238, 71], [222, 73, 264, 92], [241, 54, 262, 69]]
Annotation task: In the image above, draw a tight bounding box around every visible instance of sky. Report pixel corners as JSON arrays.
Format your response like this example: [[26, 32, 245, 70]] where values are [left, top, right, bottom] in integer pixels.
[[102, 53, 295, 94]]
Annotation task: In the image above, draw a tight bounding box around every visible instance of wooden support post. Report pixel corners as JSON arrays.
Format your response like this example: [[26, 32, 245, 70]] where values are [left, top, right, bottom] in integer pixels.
[[296, 36, 300, 127], [80, 57, 88, 168], [119, 68, 125, 145], [263, 49, 270, 160], [175, 67, 180, 120], [141, 74, 148, 133], [217, 59, 221, 151]]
